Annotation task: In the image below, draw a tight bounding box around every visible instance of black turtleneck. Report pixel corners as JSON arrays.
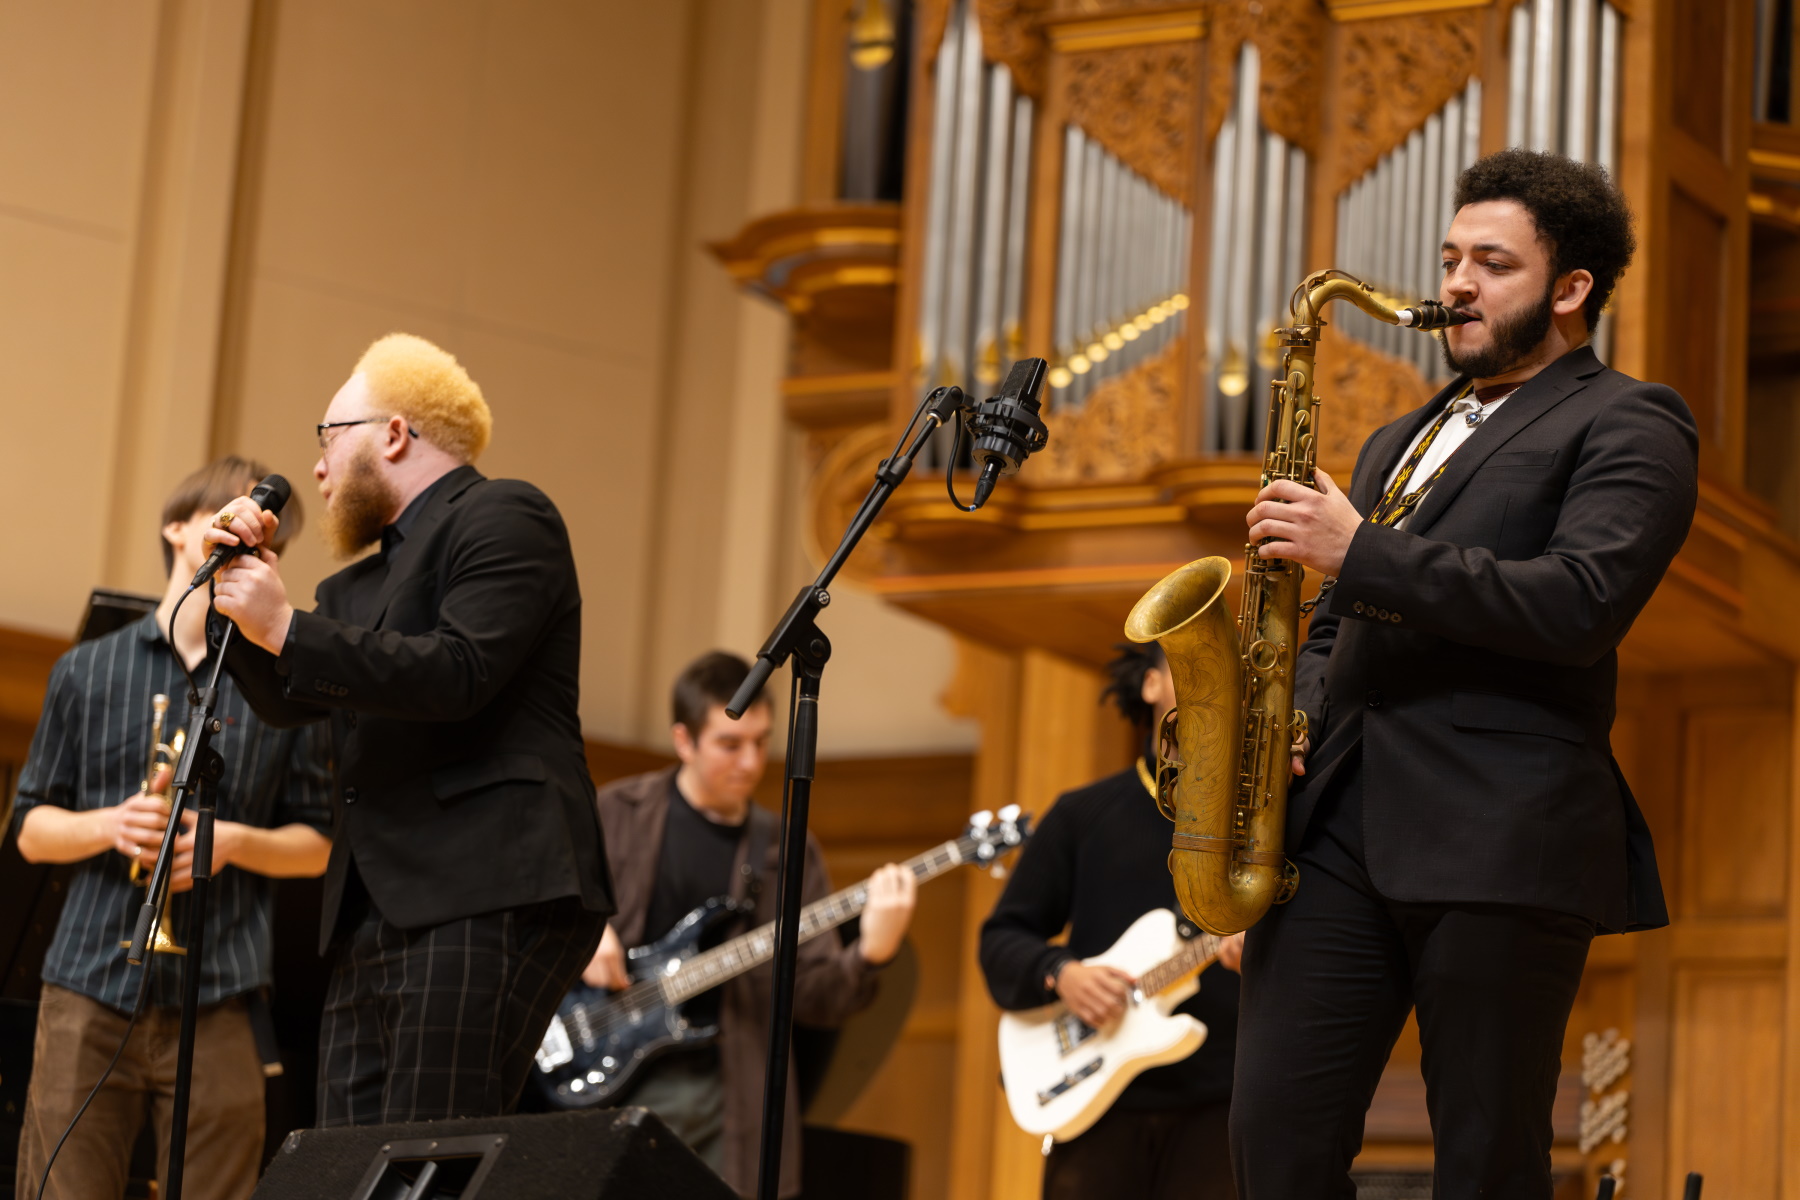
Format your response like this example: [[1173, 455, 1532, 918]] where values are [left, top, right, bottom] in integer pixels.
[[979, 765, 1240, 1109]]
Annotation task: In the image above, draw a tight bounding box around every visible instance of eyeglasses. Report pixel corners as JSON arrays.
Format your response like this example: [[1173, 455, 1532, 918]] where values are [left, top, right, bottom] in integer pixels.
[[317, 418, 421, 450]]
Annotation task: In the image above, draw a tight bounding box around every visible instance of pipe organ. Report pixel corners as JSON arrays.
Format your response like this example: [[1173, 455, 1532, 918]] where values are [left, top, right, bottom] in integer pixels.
[[1203, 42, 1310, 453], [1044, 127, 1191, 410], [1507, 0, 1623, 171], [1334, 80, 1483, 383], [916, 0, 1034, 397], [1333, 0, 1624, 380]]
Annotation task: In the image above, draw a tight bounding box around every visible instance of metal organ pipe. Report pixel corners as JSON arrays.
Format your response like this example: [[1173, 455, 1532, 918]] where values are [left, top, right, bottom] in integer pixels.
[[1195, 42, 1310, 452], [1046, 124, 1192, 407], [915, 0, 1037, 414], [1332, 78, 1480, 382]]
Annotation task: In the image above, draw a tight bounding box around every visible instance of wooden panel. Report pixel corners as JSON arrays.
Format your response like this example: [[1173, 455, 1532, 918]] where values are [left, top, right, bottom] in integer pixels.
[[1667, 968, 1784, 1196], [1664, 188, 1726, 448], [827, 848, 969, 1200], [1670, 0, 1729, 156], [1680, 708, 1791, 919]]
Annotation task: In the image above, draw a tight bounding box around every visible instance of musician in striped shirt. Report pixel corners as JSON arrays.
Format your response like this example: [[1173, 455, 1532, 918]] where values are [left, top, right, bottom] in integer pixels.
[[12, 457, 332, 1200]]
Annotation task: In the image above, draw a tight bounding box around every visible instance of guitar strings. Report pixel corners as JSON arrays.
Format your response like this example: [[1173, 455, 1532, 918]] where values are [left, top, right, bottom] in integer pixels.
[[566, 837, 974, 1041]]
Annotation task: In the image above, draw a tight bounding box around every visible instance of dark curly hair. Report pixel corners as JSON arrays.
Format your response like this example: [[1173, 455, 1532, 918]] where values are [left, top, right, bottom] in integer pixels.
[[1100, 641, 1167, 730], [1453, 149, 1636, 330]]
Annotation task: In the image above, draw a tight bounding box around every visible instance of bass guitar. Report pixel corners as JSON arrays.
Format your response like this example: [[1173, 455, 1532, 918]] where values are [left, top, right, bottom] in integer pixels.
[[533, 806, 1032, 1108], [997, 908, 1221, 1142]]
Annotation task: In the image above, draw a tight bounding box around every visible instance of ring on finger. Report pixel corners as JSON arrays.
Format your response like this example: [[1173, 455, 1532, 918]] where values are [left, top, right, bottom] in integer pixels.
[[214, 510, 236, 529]]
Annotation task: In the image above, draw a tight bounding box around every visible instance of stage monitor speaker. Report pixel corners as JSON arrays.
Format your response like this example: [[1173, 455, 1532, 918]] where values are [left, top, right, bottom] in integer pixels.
[[251, 1107, 733, 1200]]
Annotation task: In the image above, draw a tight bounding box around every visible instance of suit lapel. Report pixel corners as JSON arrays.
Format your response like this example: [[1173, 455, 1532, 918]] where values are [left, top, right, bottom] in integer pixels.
[[366, 467, 483, 629], [1404, 345, 1604, 536], [1351, 378, 1465, 515]]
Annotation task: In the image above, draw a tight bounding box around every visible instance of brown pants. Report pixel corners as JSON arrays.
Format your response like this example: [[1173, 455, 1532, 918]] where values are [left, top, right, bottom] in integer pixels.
[[14, 982, 266, 1200]]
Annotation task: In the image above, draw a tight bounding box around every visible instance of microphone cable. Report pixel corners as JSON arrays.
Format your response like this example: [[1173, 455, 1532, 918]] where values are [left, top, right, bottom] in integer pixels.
[[33, 959, 154, 1199]]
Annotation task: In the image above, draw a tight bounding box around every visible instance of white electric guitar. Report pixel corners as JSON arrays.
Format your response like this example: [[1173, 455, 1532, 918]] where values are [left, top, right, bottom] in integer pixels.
[[997, 908, 1222, 1142]]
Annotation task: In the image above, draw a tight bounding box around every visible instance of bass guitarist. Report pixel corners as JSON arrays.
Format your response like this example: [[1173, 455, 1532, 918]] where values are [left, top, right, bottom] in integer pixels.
[[587, 651, 916, 1197], [979, 643, 1242, 1200]]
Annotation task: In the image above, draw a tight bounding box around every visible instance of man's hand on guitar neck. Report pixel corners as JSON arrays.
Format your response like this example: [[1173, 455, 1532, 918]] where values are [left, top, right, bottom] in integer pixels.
[[582, 924, 629, 990], [858, 863, 918, 965], [1055, 961, 1134, 1027]]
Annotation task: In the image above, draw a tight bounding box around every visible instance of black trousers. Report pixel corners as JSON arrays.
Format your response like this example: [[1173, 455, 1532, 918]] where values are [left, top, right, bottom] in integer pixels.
[[1230, 761, 1593, 1199], [317, 893, 605, 1126], [1044, 1098, 1235, 1200]]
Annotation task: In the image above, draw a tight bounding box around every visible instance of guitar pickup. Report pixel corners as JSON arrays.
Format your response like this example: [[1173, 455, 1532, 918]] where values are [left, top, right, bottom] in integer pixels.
[[1035, 1057, 1103, 1106], [1054, 1014, 1096, 1055]]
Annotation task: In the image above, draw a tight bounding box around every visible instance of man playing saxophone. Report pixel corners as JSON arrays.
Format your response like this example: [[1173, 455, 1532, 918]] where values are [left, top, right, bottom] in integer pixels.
[[13, 457, 333, 1200], [1228, 150, 1697, 1196]]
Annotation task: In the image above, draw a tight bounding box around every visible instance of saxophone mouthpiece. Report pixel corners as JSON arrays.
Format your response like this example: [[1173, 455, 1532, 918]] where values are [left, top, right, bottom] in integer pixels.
[[1395, 301, 1477, 331]]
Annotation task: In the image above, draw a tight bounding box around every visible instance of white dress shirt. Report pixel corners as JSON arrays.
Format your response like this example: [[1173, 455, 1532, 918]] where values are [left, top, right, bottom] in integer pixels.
[[1379, 386, 1517, 530]]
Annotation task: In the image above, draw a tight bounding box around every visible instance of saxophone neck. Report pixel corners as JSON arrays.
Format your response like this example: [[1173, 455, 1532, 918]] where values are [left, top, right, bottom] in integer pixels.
[[1288, 269, 1474, 332]]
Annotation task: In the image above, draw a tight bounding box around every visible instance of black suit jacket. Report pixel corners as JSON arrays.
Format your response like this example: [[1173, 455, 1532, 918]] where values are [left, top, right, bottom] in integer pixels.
[[224, 466, 614, 951], [1290, 345, 1696, 932]]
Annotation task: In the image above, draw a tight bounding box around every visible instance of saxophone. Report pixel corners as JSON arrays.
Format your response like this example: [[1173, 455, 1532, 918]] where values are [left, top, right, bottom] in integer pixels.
[[1125, 270, 1471, 935]]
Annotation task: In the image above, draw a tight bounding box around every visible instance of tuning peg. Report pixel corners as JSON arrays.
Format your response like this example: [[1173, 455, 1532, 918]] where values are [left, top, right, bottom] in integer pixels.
[[969, 809, 994, 829], [998, 804, 1020, 822], [989, 863, 1008, 880]]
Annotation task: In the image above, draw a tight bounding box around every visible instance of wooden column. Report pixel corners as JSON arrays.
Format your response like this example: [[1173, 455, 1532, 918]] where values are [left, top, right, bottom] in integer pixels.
[[944, 643, 1118, 1200]]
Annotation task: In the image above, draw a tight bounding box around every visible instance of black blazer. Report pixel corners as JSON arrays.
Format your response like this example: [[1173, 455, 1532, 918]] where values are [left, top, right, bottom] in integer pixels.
[[1291, 346, 1697, 933], [224, 466, 614, 951]]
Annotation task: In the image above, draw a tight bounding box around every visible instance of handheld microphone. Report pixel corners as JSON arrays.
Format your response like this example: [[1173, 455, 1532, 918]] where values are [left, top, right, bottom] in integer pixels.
[[190, 474, 292, 588], [968, 358, 1050, 509]]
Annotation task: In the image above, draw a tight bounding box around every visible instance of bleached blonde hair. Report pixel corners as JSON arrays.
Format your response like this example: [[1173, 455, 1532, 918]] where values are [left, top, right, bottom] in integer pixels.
[[353, 333, 492, 463]]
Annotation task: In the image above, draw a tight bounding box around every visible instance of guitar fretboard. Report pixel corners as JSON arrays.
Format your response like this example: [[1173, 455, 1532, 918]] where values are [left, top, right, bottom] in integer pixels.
[[1136, 929, 1223, 998], [661, 836, 973, 1004]]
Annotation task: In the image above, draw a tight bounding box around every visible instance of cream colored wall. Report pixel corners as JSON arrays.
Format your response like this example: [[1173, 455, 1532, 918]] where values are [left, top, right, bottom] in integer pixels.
[[0, 0, 972, 756]]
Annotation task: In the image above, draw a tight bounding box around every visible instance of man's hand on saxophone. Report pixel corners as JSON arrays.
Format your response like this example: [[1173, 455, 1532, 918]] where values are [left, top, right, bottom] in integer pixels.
[[1290, 728, 1310, 778], [1246, 467, 1363, 577]]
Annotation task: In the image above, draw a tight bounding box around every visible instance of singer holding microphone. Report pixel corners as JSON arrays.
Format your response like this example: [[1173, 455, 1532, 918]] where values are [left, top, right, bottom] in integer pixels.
[[205, 333, 614, 1127]]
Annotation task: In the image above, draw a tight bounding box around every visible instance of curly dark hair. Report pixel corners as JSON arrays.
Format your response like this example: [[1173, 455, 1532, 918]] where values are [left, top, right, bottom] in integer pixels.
[[1453, 149, 1636, 330], [1100, 641, 1167, 729]]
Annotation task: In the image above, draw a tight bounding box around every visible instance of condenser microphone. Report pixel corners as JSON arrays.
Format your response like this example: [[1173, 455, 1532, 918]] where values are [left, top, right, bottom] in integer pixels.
[[968, 358, 1050, 509], [190, 474, 292, 588]]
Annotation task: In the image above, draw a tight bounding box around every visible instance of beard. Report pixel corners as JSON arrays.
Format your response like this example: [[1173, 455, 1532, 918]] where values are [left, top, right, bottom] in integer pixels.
[[321, 442, 400, 559], [1440, 282, 1556, 379]]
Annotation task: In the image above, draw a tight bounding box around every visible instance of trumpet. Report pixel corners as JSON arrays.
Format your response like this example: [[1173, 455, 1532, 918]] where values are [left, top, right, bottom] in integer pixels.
[[123, 693, 186, 957]]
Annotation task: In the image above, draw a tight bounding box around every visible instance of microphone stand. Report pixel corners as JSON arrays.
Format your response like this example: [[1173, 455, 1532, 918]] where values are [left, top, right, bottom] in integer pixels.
[[127, 611, 233, 1200], [729, 384, 970, 1200]]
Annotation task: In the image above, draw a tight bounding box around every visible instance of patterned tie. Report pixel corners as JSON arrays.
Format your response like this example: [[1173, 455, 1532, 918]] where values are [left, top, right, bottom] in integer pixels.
[[1367, 386, 1476, 527]]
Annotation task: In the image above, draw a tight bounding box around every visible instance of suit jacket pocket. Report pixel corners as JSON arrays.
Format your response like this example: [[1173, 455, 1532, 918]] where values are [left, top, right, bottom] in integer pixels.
[[431, 752, 548, 802], [1476, 448, 1559, 482], [1451, 691, 1587, 743]]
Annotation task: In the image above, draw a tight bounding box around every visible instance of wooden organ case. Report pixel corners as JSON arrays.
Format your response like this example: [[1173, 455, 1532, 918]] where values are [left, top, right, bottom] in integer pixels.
[[713, 0, 1800, 1195]]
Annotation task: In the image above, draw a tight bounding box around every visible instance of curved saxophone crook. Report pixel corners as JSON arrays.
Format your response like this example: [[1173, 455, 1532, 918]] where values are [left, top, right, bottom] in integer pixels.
[[1124, 270, 1460, 936]]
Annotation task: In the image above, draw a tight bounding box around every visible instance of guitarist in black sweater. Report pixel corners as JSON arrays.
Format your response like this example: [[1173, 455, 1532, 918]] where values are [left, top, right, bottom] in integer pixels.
[[587, 651, 917, 1197], [980, 643, 1242, 1200]]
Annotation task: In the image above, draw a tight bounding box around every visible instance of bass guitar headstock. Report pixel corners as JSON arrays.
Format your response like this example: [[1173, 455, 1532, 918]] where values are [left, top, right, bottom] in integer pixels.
[[961, 804, 1032, 877]]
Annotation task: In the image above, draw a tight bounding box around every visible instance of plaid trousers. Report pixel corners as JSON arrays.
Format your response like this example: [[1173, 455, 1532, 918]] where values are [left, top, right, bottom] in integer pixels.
[[316, 894, 604, 1127]]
